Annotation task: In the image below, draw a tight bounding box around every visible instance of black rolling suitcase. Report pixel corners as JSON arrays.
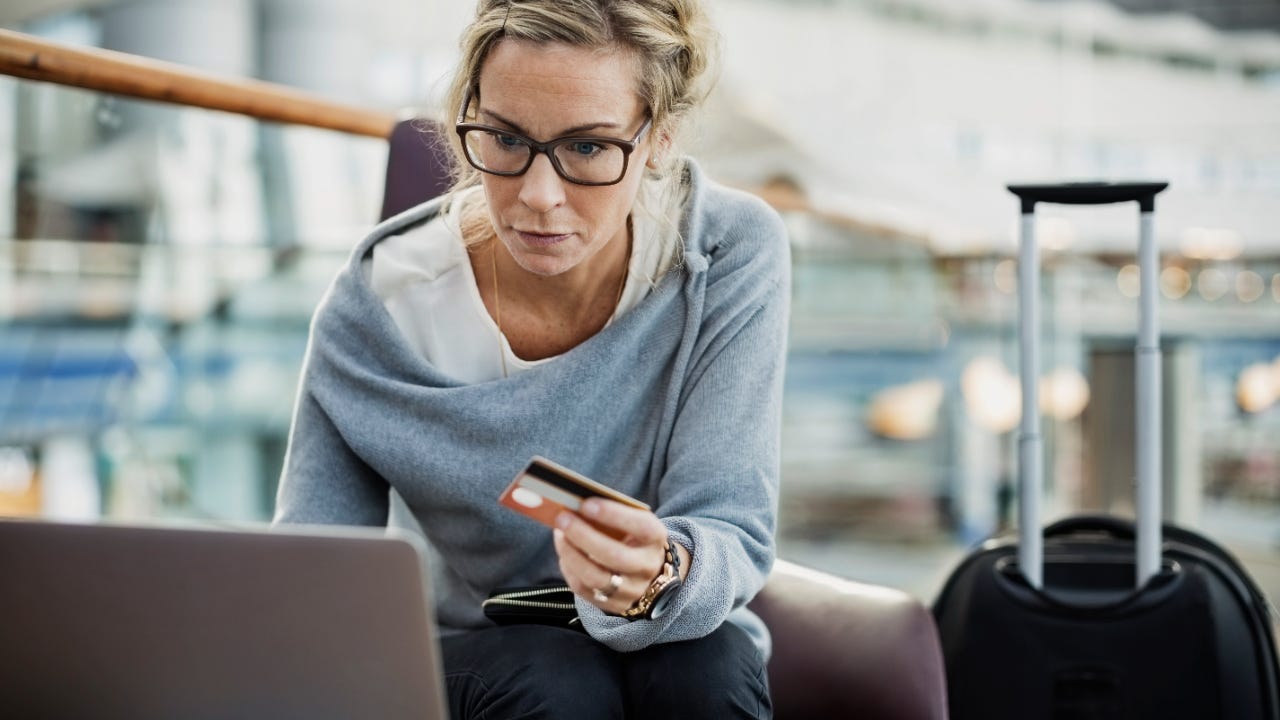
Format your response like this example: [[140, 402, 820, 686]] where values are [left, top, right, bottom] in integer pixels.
[[932, 182, 1280, 719]]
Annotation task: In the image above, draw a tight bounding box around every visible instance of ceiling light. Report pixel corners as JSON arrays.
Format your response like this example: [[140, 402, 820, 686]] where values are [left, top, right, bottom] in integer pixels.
[[1160, 266, 1191, 299]]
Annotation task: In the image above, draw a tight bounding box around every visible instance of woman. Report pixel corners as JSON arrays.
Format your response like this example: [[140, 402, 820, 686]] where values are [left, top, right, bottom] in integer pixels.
[[275, 0, 789, 716]]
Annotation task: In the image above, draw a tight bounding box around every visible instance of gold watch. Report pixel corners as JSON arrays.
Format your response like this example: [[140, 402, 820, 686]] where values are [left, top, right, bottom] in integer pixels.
[[621, 539, 682, 620]]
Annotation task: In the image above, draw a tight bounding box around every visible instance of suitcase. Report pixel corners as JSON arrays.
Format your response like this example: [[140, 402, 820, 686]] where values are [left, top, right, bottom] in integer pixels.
[[932, 182, 1280, 719]]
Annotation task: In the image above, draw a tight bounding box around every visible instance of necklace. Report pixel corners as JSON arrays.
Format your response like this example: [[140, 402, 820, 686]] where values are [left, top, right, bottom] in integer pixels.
[[490, 238, 630, 379]]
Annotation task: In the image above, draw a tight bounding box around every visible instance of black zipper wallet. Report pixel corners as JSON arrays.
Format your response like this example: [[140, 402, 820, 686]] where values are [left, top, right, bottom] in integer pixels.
[[482, 584, 585, 632]]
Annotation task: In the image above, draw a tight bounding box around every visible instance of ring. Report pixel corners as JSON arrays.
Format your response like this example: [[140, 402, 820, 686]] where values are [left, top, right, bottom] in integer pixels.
[[592, 573, 624, 603]]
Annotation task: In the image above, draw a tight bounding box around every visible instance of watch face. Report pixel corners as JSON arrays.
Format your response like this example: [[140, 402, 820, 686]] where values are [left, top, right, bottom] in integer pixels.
[[648, 578, 682, 619]]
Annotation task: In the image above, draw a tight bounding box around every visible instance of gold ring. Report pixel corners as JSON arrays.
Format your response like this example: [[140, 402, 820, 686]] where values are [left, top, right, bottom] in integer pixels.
[[593, 573, 624, 603]]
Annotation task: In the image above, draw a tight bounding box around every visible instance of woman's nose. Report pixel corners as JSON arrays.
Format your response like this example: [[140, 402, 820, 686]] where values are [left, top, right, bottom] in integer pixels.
[[517, 153, 567, 212]]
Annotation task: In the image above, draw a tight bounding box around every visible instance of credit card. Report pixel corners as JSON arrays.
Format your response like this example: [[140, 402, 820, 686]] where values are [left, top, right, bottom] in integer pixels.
[[498, 456, 648, 540]]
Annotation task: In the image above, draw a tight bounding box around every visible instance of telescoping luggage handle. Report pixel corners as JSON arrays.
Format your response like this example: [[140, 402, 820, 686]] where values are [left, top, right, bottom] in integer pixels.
[[1006, 181, 1169, 591]]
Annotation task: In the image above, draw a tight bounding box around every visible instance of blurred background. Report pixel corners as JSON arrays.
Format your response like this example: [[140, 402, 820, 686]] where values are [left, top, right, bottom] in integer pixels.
[[0, 0, 1277, 606]]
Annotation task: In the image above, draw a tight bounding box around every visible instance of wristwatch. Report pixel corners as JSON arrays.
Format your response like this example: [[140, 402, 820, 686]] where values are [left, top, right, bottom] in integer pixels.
[[622, 539, 682, 620]]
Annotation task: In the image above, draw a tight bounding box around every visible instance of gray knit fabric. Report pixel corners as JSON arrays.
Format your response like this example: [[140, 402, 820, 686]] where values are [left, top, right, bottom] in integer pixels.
[[275, 160, 789, 654]]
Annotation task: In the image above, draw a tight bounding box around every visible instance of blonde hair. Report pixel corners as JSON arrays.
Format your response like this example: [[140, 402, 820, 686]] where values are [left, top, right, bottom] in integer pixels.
[[438, 0, 720, 256]]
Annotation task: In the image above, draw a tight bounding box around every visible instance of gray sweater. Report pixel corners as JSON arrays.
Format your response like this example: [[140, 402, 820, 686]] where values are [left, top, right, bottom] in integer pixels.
[[275, 160, 790, 653]]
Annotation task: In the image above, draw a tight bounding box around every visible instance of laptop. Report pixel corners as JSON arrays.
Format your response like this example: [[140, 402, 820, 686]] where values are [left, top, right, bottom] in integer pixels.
[[0, 517, 449, 720]]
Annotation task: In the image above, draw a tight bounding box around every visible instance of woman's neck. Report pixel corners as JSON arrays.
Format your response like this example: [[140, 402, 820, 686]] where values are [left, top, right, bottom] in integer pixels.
[[477, 221, 632, 361]]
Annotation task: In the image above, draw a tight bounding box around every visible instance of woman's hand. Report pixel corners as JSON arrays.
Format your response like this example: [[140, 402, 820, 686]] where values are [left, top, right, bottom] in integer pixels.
[[552, 498, 690, 615]]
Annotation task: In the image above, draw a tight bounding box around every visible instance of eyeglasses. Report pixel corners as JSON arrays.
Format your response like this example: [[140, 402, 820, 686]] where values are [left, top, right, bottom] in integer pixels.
[[455, 90, 652, 187]]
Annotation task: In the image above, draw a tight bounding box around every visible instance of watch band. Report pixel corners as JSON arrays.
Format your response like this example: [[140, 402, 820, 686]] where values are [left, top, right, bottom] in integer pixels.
[[621, 539, 682, 620]]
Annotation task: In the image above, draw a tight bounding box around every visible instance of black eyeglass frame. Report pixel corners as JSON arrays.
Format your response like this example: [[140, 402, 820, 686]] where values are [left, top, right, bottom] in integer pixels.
[[454, 89, 653, 187]]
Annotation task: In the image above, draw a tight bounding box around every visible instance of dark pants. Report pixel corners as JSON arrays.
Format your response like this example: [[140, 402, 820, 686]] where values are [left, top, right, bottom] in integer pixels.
[[441, 622, 772, 719]]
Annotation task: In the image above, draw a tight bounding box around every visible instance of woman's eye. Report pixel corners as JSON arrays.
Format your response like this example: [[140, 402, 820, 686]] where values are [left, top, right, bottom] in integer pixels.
[[496, 133, 522, 148], [567, 142, 603, 156]]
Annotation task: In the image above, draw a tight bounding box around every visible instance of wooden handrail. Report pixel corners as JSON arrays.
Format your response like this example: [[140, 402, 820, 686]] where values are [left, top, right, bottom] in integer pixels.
[[0, 28, 398, 138]]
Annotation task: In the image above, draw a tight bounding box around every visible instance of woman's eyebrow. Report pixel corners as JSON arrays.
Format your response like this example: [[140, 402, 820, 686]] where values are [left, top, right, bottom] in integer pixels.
[[479, 108, 622, 137]]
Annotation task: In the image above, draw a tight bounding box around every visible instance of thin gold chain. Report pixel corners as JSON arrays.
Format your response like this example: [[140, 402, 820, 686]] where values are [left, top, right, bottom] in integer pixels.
[[490, 238, 629, 379], [491, 241, 508, 379]]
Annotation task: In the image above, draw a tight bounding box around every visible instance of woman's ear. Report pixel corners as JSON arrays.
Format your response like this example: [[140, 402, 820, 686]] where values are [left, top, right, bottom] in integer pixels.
[[645, 128, 673, 169]]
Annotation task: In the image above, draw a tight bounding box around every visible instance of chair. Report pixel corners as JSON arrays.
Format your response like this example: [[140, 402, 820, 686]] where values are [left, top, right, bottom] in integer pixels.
[[749, 560, 948, 719], [380, 117, 453, 222], [380, 119, 949, 719]]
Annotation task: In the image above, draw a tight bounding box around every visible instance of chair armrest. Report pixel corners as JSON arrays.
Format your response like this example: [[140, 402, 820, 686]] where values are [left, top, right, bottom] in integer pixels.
[[748, 559, 948, 720]]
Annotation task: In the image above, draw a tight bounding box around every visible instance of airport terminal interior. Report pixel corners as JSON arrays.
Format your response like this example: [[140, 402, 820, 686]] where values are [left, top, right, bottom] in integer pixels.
[[1, 0, 1278, 615]]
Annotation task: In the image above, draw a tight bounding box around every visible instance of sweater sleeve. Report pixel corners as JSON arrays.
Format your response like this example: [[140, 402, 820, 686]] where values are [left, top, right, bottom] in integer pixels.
[[273, 337, 391, 528], [577, 195, 790, 651]]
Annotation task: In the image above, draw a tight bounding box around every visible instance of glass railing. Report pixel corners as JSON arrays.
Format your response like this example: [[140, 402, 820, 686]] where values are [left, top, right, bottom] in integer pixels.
[[0, 29, 389, 522]]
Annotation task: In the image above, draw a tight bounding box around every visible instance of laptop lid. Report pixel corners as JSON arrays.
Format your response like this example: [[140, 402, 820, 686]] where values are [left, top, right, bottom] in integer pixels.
[[0, 518, 449, 720]]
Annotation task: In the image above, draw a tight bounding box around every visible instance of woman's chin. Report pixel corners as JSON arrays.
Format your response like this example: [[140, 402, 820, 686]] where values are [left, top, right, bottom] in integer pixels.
[[506, 250, 576, 278]]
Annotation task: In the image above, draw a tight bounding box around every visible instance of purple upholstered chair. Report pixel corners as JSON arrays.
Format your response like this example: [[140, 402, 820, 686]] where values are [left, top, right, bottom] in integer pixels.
[[380, 118, 949, 720]]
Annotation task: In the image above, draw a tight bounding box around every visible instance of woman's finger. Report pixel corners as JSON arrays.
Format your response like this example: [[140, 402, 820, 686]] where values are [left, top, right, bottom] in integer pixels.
[[556, 509, 663, 579], [579, 498, 667, 546], [553, 528, 643, 611]]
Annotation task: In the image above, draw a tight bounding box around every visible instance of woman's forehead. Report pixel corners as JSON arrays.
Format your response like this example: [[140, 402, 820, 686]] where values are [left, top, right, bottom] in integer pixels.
[[476, 40, 643, 127]]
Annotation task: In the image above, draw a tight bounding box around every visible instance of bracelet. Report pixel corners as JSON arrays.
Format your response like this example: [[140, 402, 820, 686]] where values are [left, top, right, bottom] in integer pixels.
[[621, 539, 682, 620]]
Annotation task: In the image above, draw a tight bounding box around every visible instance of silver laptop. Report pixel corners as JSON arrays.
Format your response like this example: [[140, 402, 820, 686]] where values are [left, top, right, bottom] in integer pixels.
[[0, 518, 449, 720]]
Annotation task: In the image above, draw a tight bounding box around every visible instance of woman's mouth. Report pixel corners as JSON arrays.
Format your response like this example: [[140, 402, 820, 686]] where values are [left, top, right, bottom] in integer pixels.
[[515, 230, 572, 247]]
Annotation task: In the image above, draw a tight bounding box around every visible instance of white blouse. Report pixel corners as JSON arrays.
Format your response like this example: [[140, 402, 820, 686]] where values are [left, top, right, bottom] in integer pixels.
[[365, 187, 677, 383]]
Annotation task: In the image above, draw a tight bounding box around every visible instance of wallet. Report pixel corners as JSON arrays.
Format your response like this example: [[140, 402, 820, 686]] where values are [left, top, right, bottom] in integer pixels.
[[482, 584, 584, 632]]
